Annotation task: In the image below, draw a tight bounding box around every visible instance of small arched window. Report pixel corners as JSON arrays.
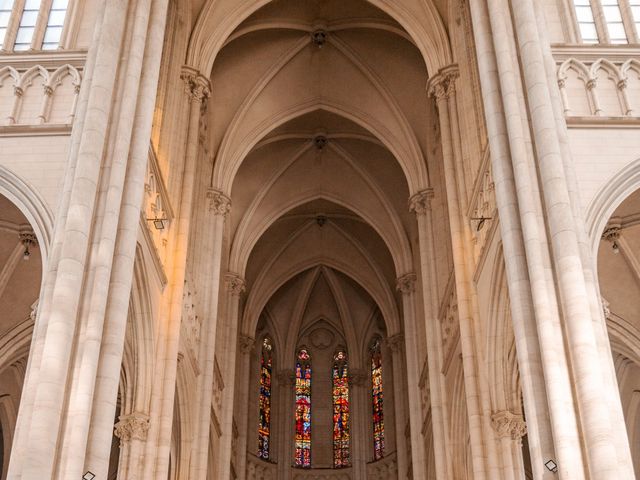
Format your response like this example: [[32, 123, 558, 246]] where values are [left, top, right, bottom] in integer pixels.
[[370, 338, 385, 461], [332, 349, 350, 468], [294, 348, 312, 468], [257, 337, 273, 460]]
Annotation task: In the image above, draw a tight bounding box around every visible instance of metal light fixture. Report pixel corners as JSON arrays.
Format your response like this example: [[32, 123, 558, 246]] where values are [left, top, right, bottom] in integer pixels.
[[147, 217, 166, 230], [19, 232, 37, 261], [612, 240, 620, 254], [83, 472, 96, 480], [470, 216, 492, 232], [544, 459, 558, 473]]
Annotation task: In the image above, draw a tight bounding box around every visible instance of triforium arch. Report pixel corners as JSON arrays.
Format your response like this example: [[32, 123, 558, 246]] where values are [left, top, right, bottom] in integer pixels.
[[2, 0, 640, 479]]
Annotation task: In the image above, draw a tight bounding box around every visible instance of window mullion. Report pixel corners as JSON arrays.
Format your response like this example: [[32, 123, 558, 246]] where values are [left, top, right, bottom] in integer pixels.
[[2, 0, 24, 51], [30, 0, 51, 49], [591, 0, 613, 42], [619, 0, 639, 42]]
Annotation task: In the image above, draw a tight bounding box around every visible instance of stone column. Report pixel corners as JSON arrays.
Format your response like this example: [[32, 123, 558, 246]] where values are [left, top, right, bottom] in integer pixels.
[[409, 189, 452, 479], [9, 1, 169, 478], [142, 66, 210, 479], [395, 274, 426, 478], [349, 368, 367, 480], [217, 273, 246, 480], [491, 411, 527, 480], [428, 67, 499, 480], [189, 190, 231, 480], [276, 368, 295, 480], [235, 333, 256, 480], [386, 333, 408, 479], [114, 412, 151, 480]]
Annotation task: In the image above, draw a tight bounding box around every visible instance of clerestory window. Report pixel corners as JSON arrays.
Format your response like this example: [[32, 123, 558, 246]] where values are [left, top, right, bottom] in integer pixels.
[[572, 0, 640, 43], [1, 0, 69, 51]]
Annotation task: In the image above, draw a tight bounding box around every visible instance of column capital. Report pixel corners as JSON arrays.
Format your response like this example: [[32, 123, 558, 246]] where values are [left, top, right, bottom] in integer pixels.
[[206, 189, 231, 216], [225, 273, 246, 296], [180, 65, 211, 103], [409, 189, 434, 216], [490, 410, 527, 441], [396, 272, 417, 295], [427, 64, 459, 101], [349, 368, 367, 386], [386, 333, 404, 353], [276, 368, 296, 386], [238, 334, 255, 354], [114, 412, 150, 445]]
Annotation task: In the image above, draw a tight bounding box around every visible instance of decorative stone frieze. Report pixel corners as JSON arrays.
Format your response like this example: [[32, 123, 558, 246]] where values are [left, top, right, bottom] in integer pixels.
[[408, 189, 434, 216], [556, 57, 640, 117], [113, 412, 150, 445], [0, 63, 81, 126], [207, 189, 231, 217], [490, 411, 527, 442], [396, 273, 416, 295], [439, 278, 460, 372], [225, 273, 246, 296]]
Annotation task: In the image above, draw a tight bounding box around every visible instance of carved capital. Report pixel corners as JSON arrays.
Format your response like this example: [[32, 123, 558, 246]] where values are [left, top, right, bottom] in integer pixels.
[[238, 334, 255, 354], [491, 411, 527, 441], [386, 333, 404, 353], [180, 66, 211, 104], [396, 273, 416, 295], [427, 65, 459, 101], [349, 368, 367, 386], [114, 412, 150, 444], [409, 189, 434, 216], [225, 273, 246, 296], [276, 368, 296, 386], [206, 189, 231, 216]]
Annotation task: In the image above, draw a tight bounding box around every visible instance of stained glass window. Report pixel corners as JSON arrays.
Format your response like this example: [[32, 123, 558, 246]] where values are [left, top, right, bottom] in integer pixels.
[[332, 350, 350, 468], [371, 338, 385, 460], [294, 348, 312, 468], [258, 337, 273, 459]]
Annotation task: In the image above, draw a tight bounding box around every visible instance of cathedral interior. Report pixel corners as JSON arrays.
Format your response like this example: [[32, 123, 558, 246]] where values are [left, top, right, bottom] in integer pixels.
[[0, 0, 639, 479]]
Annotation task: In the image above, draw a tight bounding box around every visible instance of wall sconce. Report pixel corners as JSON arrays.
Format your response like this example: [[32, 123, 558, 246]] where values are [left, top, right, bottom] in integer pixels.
[[470, 216, 492, 232], [83, 472, 96, 480], [544, 459, 558, 473], [147, 217, 166, 230]]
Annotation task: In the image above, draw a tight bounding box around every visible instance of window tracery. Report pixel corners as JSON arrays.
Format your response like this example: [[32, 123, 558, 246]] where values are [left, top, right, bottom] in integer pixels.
[[258, 337, 273, 460], [332, 349, 350, 468]]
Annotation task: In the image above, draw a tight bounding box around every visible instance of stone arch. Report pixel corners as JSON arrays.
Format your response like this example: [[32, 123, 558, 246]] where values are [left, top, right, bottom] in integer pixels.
[[0, 165, 53, 263], [586, 156, 640, 260], [557, 58, 593, 115], [242, 222, 400, 336], [187, 0, 451, 79], [590, 58, 625, 116]]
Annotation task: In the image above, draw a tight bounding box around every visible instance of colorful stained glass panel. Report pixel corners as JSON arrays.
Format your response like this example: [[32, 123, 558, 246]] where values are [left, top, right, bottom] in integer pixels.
[[371, 339, 385, 460], [295, 348, 312, 468], [258, 337, 273, 459], [333, 350, 350, 468]]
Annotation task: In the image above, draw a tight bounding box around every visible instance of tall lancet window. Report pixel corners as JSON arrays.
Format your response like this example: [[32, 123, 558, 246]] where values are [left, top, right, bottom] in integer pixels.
[[332, 349, 350, 468], [258, 337, 273, 459], [371, 338, 385, 460], [294, 348, 312, 468]]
